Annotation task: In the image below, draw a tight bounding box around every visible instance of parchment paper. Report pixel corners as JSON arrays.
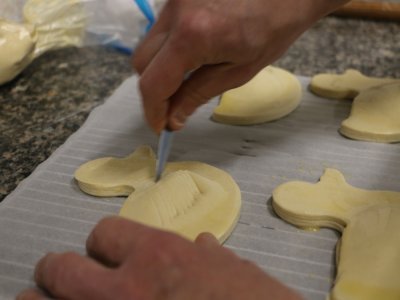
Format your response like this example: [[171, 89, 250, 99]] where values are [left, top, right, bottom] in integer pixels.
[[1, 75, 399, 300]]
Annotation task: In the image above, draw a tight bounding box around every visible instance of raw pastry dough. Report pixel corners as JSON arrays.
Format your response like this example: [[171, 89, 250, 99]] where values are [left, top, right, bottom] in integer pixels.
[[340, 83, 400, 143], [75, 146, 241, 243], [0, 0, 85, 85], [0, 20, 35, 85], [272, 169, 400, 300], [309, 69, 399, 100], [212, 66, 302, 125]]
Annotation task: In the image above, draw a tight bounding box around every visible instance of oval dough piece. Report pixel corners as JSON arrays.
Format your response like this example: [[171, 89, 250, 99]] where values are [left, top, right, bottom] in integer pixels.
[[340, 83, 400, 143], [212, 66, 302, 125], [272, 169, 400, 300], [309, 69, 399, 100], [75, 146, 241, 243]]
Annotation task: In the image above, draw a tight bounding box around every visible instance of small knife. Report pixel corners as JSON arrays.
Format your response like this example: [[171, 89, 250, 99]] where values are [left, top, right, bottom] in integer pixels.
[[155, 129, 174, 181]]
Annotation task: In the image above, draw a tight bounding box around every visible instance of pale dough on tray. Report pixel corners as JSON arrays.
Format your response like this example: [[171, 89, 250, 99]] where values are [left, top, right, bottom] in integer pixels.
[[340, 83, 400, 143], [75, 146, 241, 243], [212, 66, 302, 125], [272, 169, 400, 300], [309, 69, 399, 100]]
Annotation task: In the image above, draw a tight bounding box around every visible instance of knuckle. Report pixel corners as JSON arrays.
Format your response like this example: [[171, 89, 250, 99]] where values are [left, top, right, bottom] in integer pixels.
[[87, 216, 125, 250], [175, 10, 214, 45], [183, 86, 210, 110], [89, 217, 117, 240]]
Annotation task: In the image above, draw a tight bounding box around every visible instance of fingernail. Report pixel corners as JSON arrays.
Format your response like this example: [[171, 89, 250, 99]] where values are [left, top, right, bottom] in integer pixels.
[[171, 110, 187, 128]]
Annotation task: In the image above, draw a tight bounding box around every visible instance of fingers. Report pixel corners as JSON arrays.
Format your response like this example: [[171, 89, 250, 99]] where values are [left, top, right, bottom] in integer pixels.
[[137, 36, 200, 132], [167, 63, 259, 130], [132, 3, 188, 133], [86, 216, 155, 266], [132, 1, 259, 132], [34, 252, 113, 300], [132, 4, 172, 74], [195, 232, 220, 248]]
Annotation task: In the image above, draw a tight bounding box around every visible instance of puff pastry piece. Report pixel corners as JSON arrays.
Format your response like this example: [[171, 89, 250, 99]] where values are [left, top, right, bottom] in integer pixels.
[[273, 169, 400, 300], [309, 69, 399, 100], [340, 83, 400, 143], [75, 146, 241, 242], [212, 66, 302, 125]]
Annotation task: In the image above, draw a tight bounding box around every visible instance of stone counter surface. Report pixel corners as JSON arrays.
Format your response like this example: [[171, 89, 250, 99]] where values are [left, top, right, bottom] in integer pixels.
[[1, 17, 399, 201]]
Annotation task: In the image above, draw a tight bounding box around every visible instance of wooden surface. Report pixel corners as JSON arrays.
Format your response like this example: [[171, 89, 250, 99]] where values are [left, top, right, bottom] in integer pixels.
[[333, 1, 400, 20]]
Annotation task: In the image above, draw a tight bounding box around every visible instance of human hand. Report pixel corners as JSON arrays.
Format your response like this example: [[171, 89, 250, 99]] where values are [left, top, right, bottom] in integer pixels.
[[17, 216, 302, 300], [133, 0, 349, 132]]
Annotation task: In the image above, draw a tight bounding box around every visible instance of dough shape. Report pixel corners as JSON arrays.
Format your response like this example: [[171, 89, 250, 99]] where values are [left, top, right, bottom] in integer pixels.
[[0, 0, 85, 85], [272, 169, 400, 300], [0, 20, 35, 85], [340, 83, 400, 143], [212, 66, 302, 125], [75, 146, 241, 243], [309, 69, 399, 100]]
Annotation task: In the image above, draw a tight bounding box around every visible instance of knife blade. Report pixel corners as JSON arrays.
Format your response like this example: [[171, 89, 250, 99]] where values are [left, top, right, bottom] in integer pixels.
[[155, 129, 174, 181]]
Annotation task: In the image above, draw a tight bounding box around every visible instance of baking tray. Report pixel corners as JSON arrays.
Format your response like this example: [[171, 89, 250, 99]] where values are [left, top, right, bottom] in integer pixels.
[[1, 75, 399, 300]]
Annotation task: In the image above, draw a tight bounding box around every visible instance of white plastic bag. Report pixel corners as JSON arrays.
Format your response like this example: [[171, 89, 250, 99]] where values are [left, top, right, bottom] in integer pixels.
[[0, 0, 27, 21], [0, 0, 166, 52], [0, 0, 166, 85]]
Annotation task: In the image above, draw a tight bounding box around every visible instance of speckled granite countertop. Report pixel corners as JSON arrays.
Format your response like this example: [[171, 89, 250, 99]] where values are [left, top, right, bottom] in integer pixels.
[[1, 17, 399, 201]]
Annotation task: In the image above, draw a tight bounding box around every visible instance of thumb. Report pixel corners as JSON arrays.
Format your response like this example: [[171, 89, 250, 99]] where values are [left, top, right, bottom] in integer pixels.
[[167, 64, 259, 130]]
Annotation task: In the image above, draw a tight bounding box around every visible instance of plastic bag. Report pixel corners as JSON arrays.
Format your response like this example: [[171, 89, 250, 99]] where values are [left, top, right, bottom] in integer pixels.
[[0, 0, 27, 21], [85, 0, 164, 53], [0, 0, 166, 85], [0, 0, 166, 52]]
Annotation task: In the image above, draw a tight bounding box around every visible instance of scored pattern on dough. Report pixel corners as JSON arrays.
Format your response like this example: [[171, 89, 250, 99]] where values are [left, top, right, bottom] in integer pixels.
[[75, 146, 241, 242], [126, 171, 202, 225]]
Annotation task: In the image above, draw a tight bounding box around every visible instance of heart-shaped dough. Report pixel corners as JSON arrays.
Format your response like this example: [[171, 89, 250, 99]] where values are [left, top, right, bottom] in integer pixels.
[[75, 146, 241, 242]]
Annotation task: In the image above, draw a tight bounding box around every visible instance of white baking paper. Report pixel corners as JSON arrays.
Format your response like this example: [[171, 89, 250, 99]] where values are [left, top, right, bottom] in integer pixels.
[[1, 75, 399, 300]]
